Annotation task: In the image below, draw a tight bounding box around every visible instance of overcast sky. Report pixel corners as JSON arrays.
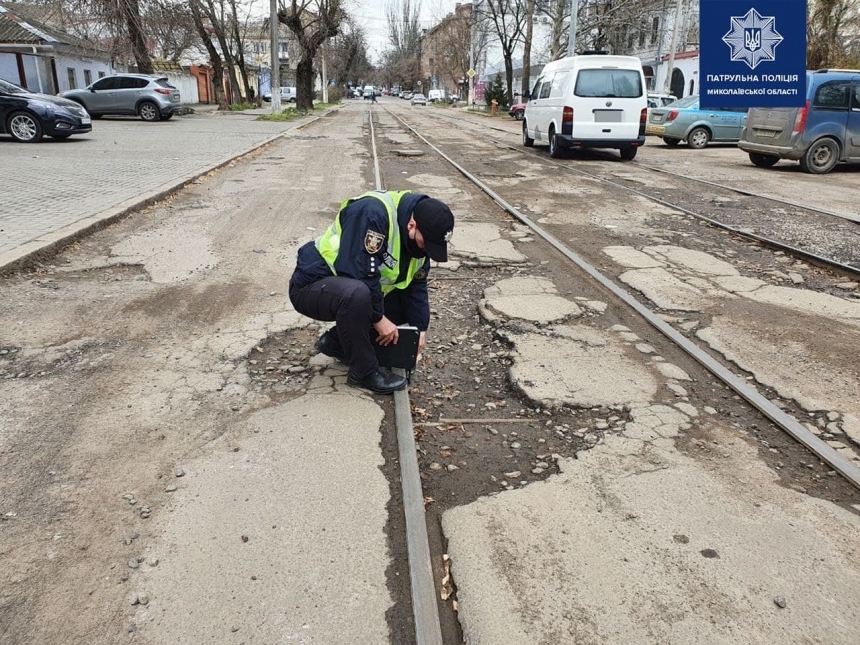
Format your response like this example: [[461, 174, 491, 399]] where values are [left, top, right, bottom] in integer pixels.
[[349, 0, 464, 63]]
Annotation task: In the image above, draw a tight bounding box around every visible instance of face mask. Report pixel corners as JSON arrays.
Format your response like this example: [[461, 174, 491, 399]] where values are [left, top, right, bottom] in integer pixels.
[[406, 232, 426, 258]]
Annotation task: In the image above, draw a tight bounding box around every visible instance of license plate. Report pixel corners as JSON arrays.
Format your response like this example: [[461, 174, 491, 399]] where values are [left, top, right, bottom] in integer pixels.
[[81, 117, 91, 125], [594, 110, 622, 123], [755, 129, 777, 138], [646, 125, 666, 134]]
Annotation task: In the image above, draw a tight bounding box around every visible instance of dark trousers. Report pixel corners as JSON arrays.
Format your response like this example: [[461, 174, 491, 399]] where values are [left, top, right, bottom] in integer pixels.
[[289, 277, 414, 377]]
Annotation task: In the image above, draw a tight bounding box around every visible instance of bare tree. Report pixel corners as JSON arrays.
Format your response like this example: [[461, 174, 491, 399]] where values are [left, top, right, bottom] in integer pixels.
[[430, 5, 472, 96], [147, 0, 198, 61], [478, 0, 529, 105], [385, 0, 422, 62], [278, 0, 343, 110], [189, 0, 229, 107], [327, 17, 372, 86], [808, 0, 860, 68]]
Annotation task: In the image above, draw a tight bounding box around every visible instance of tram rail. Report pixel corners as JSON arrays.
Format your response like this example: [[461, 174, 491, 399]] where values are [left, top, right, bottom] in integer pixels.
[[422, 109, 860, 275]]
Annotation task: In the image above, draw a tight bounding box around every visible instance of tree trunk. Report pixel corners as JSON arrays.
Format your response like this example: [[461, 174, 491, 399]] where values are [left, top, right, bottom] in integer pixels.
[[123, 0, 154, 74], [229, 0, 256, 104], [522, 0, 535, 97], [295, 56, 315, 111], [503, 49, 514, 106], [203, 0, 239, 104], [189, 0, 228, 109]]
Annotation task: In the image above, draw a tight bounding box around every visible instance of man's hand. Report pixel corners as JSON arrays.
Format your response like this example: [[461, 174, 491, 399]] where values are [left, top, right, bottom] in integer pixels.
[[417, 331, 426, 360], [374, 316, 399, 346]]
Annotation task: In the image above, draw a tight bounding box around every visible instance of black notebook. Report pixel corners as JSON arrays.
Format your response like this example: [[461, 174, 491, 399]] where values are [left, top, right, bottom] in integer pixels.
[[375, 326, 420, 371]]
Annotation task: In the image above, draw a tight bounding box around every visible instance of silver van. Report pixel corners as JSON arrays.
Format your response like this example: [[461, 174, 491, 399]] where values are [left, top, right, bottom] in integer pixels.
[[522, 53, 647, 160], [738, 69, 860, 174]]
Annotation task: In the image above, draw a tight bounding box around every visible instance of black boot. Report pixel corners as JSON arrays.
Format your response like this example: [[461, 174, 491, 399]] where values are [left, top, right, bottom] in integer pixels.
[[314, 329, 346, 363], [347, 368, 407, 394]]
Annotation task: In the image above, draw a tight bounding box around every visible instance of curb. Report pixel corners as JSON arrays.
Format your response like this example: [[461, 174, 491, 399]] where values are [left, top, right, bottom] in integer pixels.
[[0, 108, 339, 277]]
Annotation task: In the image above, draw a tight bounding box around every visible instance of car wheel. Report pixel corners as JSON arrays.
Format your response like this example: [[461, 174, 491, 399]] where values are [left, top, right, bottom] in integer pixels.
[[138, 101, 160, 122], [619, 146, 638, 161], [799, 138, 840, 174], [548, 128, 562, 158], [50, 134, 71, 140], [523, 122, 534, 147], [160, 112, 174, 121], [686, 127, 710, 149], [514, 108, 524, 121], [748, 152, 779, 168], [663, 137, 681, 147], [7, 111, 43, 143]]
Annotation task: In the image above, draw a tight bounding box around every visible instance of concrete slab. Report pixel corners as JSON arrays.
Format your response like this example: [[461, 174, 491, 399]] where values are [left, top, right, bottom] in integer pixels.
[[619, 267, 709, 311], [451, 222, 527, 265], [138, 393, 392, 643], [480, 277, 582, 324], [443, 405, 860, 645]]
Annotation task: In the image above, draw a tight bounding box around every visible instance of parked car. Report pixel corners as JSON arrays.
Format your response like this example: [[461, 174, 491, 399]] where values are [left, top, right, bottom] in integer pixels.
[[509, 102, 526, 120], [402, 92, 414, 100], [63, 73, 179, 122], [523, 52, 647, 159], [0, 78, 91, 143], [411, 93, 427, 106], [645, 96, 748, 149], [739, 69, 860, 174], [262, 87, 298, 103], [647, 93, 677, 109]]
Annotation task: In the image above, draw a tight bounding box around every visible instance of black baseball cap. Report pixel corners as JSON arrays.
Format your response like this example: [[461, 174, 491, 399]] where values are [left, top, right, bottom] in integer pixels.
[[412, 198, 455, 262]]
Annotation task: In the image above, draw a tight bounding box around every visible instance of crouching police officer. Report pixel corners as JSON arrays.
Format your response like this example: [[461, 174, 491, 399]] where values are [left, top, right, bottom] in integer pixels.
[[289, 190, 455, 394]]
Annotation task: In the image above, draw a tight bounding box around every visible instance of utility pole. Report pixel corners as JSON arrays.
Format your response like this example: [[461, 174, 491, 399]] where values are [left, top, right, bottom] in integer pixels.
[[270, 0, 281, 112], [322, 38, 329, 103], [469, 1, 477, 105], [567, 0, 578, 56], [652, 0, 668, 91], [663, 0, 684, 95]]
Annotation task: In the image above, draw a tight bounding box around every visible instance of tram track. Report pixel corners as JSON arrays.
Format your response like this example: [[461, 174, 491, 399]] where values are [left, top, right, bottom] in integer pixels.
[[348, 103, 860, 643], [371, 103, 860, 493], [423, 109, 860, 274]]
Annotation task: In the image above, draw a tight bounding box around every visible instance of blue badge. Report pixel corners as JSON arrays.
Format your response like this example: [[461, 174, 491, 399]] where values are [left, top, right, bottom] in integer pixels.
[[700, 0, 806, 109]]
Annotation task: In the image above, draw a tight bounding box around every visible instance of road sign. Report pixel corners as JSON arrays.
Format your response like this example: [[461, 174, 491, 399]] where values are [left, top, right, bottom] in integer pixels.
[[467, 69, 476, 78], [417, 81, 422, 86]]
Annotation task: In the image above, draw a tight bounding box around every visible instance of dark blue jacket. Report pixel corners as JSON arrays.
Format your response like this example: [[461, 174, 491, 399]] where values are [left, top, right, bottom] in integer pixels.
[[290, 192, 432, 330]]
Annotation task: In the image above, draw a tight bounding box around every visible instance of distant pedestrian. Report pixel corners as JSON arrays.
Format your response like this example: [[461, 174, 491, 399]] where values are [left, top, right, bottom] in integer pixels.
[[288, 191, 455, 394], [370, 92, 378, 104]]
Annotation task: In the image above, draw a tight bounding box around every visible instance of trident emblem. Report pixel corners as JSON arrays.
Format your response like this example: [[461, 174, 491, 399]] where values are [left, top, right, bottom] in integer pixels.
[[744, 28, 761, 52]]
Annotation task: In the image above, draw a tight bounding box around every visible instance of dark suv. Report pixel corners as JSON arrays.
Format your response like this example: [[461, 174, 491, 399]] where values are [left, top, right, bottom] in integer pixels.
[[739, 69, 860, 174], [63, 74, 180, 122]]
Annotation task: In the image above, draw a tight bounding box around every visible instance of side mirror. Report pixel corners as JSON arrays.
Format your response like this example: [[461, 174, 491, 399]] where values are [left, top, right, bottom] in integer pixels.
[[90, 88, 96, 92]]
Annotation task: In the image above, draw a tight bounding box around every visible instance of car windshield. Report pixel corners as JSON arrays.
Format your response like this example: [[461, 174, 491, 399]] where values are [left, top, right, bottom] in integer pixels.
[[0, 78, 27, 94], [669, 95, 699, 108]]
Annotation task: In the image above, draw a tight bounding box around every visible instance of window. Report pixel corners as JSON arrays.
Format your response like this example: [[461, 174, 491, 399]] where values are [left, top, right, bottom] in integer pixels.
[[689, 80, 695, 95], [84, 70, 92, 86], [119, 76, 148, 89], [539, 73, 553, 99], [98, 71, 106, 79], [852, 84, 860, 110], [549, 73, 565, 98], [638, 23, 646, 47], [651, 17, 660, 45], [813, 80, 850, 109], [574, 69, 643, 98], [67, 68, 77, 90], [531, 77, 543, 100], [92, 77, 120, 91]]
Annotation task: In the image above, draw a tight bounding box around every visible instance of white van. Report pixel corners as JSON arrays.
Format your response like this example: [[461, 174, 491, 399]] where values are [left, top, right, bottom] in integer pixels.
[[428, 89, 446, 103], [522, 53, 647, 160]]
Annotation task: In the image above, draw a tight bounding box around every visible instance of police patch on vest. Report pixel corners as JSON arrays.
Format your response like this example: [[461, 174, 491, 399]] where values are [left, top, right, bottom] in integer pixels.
[[382, 253, 397, 269], [364, 230, 385, 254], [414, 269, 427, 280]]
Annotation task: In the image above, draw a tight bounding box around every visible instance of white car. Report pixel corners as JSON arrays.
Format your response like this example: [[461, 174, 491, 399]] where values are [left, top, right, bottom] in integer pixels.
[[522, 53, 647, 160], [411, 93, 427, 106]]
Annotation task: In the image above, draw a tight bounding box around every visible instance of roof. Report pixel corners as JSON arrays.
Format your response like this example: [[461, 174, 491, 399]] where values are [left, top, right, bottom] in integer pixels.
[[661, 49, 700, 62], [0, 5, 62, 44]]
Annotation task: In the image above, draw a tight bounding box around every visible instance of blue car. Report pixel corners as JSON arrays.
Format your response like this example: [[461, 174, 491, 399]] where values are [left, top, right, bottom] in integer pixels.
[[645, 96, 748, 149], [739, 69, 860, 174], [0, 78, 91, 142]]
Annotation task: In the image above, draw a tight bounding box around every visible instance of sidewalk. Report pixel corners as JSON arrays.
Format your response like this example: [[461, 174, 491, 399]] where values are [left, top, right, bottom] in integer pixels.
[[0, 106, 308, 274]]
